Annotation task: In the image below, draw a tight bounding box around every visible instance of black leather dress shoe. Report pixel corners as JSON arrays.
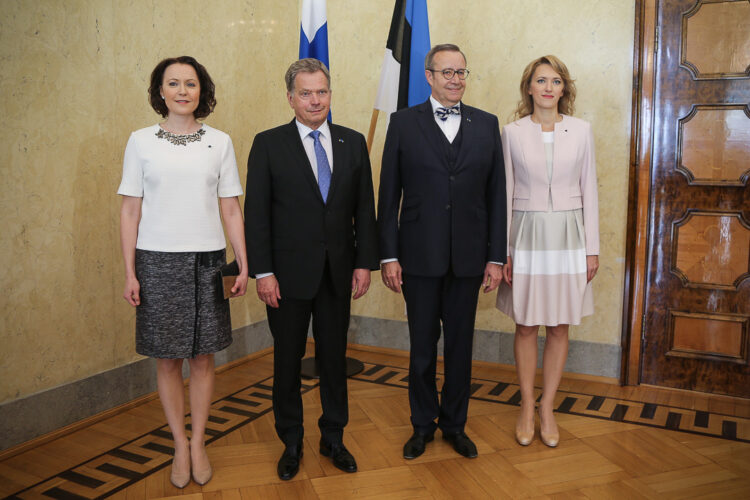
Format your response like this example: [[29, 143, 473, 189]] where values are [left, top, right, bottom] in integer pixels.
[[319, 440, 357, 473], [403, 432, 434, 459], [442, 431, 478, 458], [277, 442, 303, 480]]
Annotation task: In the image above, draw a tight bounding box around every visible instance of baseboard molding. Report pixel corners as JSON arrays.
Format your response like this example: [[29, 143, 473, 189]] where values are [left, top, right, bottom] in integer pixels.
[[0, 321, 272, 453], [347, 316, 622, 379], [1, 315, 621, 454]]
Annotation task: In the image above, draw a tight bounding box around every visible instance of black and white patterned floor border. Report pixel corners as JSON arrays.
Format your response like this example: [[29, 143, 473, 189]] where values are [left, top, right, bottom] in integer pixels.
[[5, 362, 748, 499]]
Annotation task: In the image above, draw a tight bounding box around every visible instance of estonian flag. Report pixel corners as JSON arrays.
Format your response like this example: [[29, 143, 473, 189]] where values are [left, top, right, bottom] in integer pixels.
[[374, 0, 431, 116]]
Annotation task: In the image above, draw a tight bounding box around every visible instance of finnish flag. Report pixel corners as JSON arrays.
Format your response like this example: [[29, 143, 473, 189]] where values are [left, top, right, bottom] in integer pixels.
[[299, 0, 329, 69]]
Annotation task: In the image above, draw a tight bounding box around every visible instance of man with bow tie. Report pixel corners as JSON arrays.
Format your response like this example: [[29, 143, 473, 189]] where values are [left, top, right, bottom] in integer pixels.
[[378, 44, 506, 460], [245, 58, 378, 480]]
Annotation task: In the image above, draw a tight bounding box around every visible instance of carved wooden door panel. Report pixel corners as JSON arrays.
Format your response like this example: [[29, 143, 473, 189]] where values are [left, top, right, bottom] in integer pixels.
[[639, 0, 750, 397]]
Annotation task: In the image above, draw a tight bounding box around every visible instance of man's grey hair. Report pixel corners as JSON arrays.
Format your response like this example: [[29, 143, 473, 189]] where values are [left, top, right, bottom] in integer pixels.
[[424, 44, 467, 70], [285, 58, 331, 92]]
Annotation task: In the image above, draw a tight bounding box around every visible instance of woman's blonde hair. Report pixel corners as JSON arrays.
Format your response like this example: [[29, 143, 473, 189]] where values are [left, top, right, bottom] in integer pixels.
[[513, 55, 576, 120]]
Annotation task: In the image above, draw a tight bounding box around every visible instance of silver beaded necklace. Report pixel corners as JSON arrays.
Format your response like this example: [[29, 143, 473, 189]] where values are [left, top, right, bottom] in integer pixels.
[[155, 126, 206, 146]]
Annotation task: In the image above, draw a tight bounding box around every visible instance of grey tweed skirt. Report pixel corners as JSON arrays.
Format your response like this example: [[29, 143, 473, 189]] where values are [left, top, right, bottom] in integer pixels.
[[135, 249, 232, 358]]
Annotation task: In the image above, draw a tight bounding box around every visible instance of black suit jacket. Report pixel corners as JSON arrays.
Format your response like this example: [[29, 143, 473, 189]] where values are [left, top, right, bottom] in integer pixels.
[[245, 120, 379, 300], [378, 100, 506, 277]]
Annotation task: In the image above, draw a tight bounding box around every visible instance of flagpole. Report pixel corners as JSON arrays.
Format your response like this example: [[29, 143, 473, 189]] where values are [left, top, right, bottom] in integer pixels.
[[298, 0, 364, 380], [366, 109, 379, 153]]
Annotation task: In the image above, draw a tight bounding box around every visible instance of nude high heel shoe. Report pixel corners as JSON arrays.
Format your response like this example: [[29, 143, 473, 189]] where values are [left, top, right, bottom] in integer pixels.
[[170, 442, 191, 488], [191, 440, 213, 486], [538, 407, 559, 448], [515, 411, 535, 446], [192, 463, 213, 486]]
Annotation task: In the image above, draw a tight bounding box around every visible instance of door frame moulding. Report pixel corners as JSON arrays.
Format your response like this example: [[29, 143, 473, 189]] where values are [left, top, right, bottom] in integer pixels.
[[621, 0, 658, 386]]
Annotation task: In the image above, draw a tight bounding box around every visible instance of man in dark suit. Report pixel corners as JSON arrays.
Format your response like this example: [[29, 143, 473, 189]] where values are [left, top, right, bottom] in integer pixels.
[[245, 58, 378, 480], [378, 44, 506, 459]]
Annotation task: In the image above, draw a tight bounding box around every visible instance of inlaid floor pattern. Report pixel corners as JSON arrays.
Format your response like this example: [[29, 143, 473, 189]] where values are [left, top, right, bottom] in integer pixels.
[[2, 345, 749, 499]]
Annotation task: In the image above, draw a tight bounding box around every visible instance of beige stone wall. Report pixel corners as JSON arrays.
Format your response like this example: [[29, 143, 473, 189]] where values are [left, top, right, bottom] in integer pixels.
[[0, 0, 634, 404], [349, 1, 635, 345]]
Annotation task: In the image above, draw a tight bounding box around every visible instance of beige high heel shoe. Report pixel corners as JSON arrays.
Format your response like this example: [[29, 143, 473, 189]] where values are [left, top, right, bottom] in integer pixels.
[[515, 411, 535, 446], [538, 407, 559, 448], [170, 442, 191, 488], [191, 440, 213, 486]]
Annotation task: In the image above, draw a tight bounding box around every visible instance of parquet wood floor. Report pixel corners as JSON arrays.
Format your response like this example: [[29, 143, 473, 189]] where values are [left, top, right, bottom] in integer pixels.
[[2, 343, 749, 499]]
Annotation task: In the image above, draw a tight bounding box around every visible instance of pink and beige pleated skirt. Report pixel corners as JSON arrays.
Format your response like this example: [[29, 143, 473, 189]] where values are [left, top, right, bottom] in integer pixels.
[[496, 209, 593, 326]]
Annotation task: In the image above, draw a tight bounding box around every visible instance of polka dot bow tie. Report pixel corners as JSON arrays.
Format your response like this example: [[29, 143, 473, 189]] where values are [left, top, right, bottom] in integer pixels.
[[435, 105, 460, 121]]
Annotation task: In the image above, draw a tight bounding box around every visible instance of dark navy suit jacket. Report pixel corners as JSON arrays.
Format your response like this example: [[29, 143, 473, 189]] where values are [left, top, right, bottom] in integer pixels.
[[378, 100, 506, 277]]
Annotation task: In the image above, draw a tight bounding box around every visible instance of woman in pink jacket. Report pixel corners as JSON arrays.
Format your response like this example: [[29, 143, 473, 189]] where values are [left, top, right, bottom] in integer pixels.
[[497, 55, 599, 448]]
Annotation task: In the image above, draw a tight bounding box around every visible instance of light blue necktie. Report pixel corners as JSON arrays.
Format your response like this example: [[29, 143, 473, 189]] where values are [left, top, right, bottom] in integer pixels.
[[309, 130, 331, 203]]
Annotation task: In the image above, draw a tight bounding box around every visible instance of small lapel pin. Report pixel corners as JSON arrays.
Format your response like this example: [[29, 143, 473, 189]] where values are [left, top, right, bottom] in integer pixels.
[[466, 118, 471, 123], [338, 138, 344, 143]]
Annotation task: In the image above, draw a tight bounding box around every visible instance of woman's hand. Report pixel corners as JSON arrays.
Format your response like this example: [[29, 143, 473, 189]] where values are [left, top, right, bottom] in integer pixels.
[[219, 196, 250, 299], [503, 255, 513, 286], [586, 255, 599, 282], [231, 272, 249, 297], [123, 276, 141, 306], [120, 196, 142, 307]]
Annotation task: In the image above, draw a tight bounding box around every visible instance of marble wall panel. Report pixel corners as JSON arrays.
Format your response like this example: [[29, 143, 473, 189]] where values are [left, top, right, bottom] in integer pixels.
[[0, 0, 634, 405], [1, 0, 123, 403]]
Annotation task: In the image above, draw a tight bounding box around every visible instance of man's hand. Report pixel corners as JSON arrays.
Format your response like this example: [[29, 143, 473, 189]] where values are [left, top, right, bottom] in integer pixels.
[[256, 275, 281, 308], [381, 261, 403, 294], [352, 268, 371, 299], [483, 262, 503, 293]]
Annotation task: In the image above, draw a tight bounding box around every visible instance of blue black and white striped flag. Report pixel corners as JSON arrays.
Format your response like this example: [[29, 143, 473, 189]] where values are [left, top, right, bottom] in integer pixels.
[[367, 0, 430, 150], [373, 0, 431, 115]]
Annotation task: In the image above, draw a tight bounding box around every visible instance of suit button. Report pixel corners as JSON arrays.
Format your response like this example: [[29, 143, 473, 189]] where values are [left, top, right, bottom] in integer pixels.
[[449, 175, 455, 181], [445, 204, 451, 210]]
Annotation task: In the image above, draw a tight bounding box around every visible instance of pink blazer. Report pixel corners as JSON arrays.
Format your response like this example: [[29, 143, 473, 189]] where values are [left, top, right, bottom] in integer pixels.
[[502, 114, 599, 255]]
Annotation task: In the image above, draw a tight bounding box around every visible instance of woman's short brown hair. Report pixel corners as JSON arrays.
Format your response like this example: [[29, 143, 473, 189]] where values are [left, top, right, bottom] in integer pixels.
[[148, 56, 216, 119], [513, 55, 576, 120]]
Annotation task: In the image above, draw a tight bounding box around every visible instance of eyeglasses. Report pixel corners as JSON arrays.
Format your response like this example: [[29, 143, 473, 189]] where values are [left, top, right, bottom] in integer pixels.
[[428, 68, 470, 80], [297, 89, 330, 100]]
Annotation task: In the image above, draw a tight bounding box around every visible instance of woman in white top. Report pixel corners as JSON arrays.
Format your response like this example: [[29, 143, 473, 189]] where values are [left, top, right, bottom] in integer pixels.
[[118, 56, 247, 488], [496, 56, 599, 448]]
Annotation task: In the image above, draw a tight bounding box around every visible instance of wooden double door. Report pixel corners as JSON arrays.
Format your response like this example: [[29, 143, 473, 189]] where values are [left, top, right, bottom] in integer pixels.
[[625, 0, 750, 397]]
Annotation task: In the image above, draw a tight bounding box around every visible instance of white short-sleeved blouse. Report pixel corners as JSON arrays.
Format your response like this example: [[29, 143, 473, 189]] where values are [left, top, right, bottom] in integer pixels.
[[117, 124, 243, 252]]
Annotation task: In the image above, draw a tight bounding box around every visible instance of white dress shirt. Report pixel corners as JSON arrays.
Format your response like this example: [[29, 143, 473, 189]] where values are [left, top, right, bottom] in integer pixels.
[[429, 95, 461, 143], [257, 120, 334, 279]]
